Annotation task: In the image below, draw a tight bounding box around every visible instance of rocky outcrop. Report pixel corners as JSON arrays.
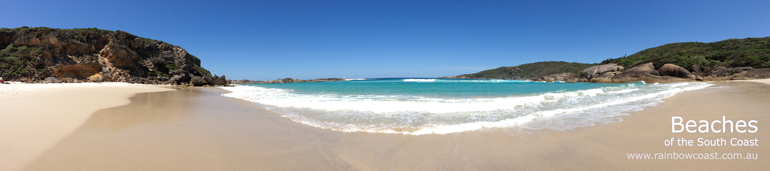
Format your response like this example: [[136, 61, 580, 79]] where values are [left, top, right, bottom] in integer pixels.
[[209, 75, 228, 86], [577, 62, 704, 83], [580, 63, 624, 79], [581, 62, 770, 83], [0, 27, 226, 86], [190, 76, 208, 86], [610, 63, 701, 83], [590, 72, 620, 83], [533, 73, 578, 83], [615, 62, 658, 78]]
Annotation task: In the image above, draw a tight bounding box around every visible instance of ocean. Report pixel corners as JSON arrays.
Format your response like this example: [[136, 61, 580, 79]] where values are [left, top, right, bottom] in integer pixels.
[[221, 78, 711, 135]]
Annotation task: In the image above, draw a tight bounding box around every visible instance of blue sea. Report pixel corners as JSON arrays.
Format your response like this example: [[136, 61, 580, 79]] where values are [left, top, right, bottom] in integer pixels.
[[222, 78, 711, 135]]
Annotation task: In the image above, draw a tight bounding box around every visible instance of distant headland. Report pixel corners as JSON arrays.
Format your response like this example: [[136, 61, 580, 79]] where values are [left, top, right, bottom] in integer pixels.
[[443, 37, 770, 83]]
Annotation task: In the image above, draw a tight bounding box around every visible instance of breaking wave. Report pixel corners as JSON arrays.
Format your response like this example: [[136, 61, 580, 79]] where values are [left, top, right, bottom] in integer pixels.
[[221, 81, 711, 135]]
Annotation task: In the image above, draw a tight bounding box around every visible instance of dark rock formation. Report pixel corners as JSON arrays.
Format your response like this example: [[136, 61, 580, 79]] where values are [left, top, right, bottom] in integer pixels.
[[190, 76, 208, 86], [210, 75, 227, 86]]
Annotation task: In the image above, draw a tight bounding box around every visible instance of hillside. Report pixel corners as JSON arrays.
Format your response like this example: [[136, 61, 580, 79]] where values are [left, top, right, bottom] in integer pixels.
[[0, 26, 225, 85], [446, 61, 598, 79], [601, 37, 770, 73]]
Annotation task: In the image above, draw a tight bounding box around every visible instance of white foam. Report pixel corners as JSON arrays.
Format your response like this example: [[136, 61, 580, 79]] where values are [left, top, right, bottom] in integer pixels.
[[403, 79, 436, 82], [221, 82, 712, 135]]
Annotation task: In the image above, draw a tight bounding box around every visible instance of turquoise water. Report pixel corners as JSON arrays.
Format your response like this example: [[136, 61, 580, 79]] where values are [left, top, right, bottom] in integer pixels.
[[222, 78, 711, 135], [249, 78, 614, 98]]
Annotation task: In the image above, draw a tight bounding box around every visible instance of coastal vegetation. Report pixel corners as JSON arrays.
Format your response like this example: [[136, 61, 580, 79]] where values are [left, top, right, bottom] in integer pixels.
[[0, 43, 43, 78], [601, 37, 770, 73]]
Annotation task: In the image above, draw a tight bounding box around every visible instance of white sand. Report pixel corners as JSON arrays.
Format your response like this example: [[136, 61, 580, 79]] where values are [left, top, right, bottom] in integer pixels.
[[0, 83, 171, 171]]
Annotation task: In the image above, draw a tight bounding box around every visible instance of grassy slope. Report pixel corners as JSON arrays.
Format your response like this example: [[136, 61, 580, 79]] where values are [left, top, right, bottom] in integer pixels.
[[601, 37, 770, 73], [456, 61, 598, 79]]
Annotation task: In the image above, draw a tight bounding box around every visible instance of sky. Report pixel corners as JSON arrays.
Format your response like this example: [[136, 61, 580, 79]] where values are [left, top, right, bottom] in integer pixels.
[[1, 0, 768, 80]]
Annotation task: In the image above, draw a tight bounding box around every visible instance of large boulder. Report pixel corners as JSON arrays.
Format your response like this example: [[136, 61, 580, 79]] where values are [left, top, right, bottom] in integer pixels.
[[190, 76, 208, 86], [658, 63, 696, 79], [613, 62, 658, 78], [581, 63, 624, 79], [589, 71, 619, 83]]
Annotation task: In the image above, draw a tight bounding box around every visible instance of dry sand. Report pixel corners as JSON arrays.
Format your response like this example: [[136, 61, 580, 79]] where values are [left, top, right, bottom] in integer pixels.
[[7, 80, 770, 170], [0, 83, 171, 171]]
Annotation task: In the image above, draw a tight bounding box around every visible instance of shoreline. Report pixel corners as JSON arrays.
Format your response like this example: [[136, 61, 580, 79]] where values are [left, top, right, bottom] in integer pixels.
[[5, 80, 769, 170], [0, 83, 172, 171]]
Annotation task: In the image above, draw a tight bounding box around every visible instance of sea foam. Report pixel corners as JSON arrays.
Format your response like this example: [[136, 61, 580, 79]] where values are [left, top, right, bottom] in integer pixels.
[[221, 81, 711, 135]]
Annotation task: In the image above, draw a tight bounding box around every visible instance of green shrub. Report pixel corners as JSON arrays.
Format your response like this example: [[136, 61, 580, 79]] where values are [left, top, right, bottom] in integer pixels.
[[165, 62, 180, 71]]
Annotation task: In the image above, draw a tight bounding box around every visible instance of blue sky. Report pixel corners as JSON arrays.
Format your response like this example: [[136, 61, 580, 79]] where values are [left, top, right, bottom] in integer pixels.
[[1, 0, 768, 80]]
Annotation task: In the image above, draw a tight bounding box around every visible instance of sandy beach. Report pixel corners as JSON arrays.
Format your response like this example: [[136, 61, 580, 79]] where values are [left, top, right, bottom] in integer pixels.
[[2, 80, 768, 170], [0, 83, 172, 171]]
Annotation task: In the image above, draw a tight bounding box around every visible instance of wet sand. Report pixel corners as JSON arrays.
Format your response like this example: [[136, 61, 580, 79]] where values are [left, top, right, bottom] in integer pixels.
[[18, 81, 770, 170]]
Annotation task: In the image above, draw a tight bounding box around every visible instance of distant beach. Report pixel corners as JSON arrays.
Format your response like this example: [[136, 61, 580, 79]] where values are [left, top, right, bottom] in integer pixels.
[[1, 80, 768, 170]]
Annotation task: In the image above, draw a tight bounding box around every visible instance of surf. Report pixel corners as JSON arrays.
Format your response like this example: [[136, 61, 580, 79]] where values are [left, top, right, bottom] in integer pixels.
[[222, 79, 711, 135]]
